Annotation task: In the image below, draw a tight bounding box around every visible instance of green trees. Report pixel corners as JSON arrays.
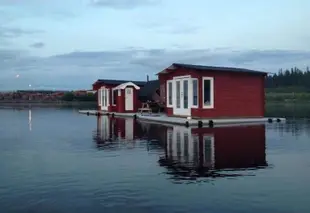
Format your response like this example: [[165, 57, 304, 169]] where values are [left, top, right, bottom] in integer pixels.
[[265, 67, 310, 92], [61, 92, 97, 102]]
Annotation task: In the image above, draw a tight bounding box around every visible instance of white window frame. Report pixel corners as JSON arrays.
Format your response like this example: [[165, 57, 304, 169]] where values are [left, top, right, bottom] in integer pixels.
[[166, 80, 173, 107], [202, 77, 214, 109], [191, 78, 198, 108], [173, 75, 191, 80]]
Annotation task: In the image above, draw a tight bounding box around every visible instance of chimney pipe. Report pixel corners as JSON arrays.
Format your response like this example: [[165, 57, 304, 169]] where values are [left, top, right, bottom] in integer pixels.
[[147, 75, 149, 82]]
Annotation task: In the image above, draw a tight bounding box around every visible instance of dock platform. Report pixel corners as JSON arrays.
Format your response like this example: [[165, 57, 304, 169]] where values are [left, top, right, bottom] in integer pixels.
[[78, 110, 286, 127]]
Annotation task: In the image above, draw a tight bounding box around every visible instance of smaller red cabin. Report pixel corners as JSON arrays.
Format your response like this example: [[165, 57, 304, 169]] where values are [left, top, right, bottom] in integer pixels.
[[92, 79, 160, 113]]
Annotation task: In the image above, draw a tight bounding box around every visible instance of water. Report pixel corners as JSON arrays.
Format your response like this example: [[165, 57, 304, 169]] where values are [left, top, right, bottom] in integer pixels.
[[0, 108, 310, 213]]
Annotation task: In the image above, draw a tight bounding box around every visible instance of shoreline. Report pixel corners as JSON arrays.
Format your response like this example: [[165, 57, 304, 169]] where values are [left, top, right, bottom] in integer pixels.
[[0, 101, 97, 108]]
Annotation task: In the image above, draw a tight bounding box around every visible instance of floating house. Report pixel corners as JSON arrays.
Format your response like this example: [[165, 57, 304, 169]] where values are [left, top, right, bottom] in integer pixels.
[[158, 63, 267, 118], [92, 78, 160, 113], [91, 63, 267, 119]]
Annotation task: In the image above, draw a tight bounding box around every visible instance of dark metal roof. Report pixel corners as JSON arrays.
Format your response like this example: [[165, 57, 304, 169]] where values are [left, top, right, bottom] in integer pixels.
[[159, 63, 267, 75], [138, 80, 160, 101], [93, 79, 147, 86]]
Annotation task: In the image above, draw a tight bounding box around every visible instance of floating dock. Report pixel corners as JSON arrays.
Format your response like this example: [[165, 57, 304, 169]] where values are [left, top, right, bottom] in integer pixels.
[[78, 110, 286, 127]]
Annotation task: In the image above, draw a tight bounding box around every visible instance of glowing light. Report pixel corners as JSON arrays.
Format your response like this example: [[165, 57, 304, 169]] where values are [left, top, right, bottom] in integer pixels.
[[16, 74, 20, 78]]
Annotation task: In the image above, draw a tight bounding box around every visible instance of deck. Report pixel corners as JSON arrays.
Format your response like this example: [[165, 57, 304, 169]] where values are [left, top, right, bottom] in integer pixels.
[[78, 110, 286, 127]]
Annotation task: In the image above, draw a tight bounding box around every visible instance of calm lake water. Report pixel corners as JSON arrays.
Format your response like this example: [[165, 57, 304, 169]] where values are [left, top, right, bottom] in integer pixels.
[[0, 107, 310, 213]]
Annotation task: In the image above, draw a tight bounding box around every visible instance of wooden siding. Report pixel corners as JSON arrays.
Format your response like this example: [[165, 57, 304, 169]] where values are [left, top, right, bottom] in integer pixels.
[[159, 67, 265, 118]]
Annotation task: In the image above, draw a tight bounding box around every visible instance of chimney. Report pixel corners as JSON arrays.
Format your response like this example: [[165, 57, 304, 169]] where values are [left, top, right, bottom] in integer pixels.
[[146, 75, 149, 82]]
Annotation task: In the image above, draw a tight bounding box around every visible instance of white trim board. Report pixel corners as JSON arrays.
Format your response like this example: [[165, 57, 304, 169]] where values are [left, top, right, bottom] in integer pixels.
[[166, 80, 173, 107], [191, 78, 199, 109]]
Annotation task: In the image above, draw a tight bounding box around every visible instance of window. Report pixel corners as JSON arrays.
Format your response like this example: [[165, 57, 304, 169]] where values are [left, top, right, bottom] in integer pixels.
[[167, 80, 173, 106], [176, 81, 180, 108], [112, 89, 118, 105], [203, 77, 214, 108], [192, 79, 198, 107]]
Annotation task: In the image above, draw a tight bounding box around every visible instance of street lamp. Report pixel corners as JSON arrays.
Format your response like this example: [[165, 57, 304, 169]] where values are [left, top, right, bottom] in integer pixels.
[[28, 84, 32, 101]]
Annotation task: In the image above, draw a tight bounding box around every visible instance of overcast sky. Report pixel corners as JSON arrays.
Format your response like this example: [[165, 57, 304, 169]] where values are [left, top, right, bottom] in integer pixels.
[[1, 0, 310, 90]]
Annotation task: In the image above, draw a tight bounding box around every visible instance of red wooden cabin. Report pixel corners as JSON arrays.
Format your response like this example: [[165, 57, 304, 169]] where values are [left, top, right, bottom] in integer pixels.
[[92, 78, 160, 113], [158, 63, 267, 118]]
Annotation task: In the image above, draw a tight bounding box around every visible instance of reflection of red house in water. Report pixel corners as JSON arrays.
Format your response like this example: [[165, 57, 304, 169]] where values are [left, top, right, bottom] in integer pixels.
[[94, 116, 168, 147], [93, 116, 267, 178], [159, 124, 267, 175], [95, 116, 140, 142]]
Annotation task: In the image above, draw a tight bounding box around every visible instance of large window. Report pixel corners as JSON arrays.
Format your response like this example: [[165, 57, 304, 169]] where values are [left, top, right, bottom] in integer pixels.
[[112, 89, 118, 105], [203, 77, 214, 108], [192, 79, 198, 107], [167, 80, 173, 106]]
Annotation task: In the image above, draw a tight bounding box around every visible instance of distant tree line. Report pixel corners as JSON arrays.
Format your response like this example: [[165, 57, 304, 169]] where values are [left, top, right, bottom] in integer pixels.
[[265, 67, 310, 93], [61, 92, 97, 102]]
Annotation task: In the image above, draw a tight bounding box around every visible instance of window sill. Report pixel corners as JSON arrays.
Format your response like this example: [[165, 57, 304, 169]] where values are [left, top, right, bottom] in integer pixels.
[[203, 105, 214, 109]]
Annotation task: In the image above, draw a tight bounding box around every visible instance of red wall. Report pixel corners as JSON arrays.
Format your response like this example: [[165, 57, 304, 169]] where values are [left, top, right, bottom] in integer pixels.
[[159, 67, 265, 118]]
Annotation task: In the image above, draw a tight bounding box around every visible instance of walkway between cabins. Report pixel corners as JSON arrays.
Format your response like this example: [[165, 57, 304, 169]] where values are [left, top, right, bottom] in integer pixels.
[[78, 110, 286, 127]]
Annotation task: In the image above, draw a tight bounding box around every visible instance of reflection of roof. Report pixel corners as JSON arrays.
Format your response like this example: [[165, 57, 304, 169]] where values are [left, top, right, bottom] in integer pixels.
[[158, 63, 267, 75], [93, 79, 147, 86], [158, 157, 268, 181], [138, 80, 159, 101]]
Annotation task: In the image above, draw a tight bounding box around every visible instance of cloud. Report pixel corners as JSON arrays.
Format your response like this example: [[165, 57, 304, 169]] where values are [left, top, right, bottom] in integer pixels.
[[90, 0, 160, 9], [0, 0, 76, 21], [137, 19, 201, 35], [0, 26, 43, 39], [30, 42, 45, 48], [0, 47, 310, 90]]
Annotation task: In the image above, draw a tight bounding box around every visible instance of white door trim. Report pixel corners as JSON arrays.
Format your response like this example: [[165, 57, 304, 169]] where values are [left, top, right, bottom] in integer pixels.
[[100, 87, 109, 111], [125, 87, 134, 111], [172, 77, 191, 116]]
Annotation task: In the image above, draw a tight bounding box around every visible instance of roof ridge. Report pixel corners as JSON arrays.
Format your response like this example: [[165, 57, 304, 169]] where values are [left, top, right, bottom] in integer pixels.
[[171, 63, 267, 74]]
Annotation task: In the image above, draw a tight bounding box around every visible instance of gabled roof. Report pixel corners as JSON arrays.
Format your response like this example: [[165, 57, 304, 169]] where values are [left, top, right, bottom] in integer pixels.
[[93, 79, 147, 86], [157, 63, 268, 75], [114, 82, 141, 90]]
